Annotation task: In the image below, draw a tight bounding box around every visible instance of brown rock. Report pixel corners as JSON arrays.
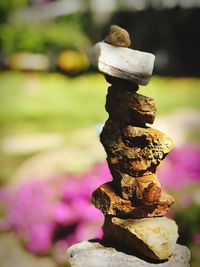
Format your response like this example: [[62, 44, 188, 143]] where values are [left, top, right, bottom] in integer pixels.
[[112, 170, 136, 200], [100, 121, 174, 177], [105, 25, 131, 47], [103, 217, 179, 260], [112, 170, 161, 204], [142, 182, 161, 204], [92, 183, 133, 216], [104, 74, 139, 91], [91, 183, 174, 218], [135, 174, 161, 203], [105, 86, 156, 125]]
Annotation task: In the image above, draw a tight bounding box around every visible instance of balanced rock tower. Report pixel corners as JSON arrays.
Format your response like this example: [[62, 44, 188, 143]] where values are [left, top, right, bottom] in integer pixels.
[[67, 25, 191, 267]]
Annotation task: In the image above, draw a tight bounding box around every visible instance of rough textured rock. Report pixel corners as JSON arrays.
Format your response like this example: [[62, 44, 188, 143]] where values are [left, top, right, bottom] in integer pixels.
[[142, 181, 161, 204], [103, 217, 179, 260], [67, 241, 191, 267], [105, 86, 156, 126], [112, 170, 161, 203], [100, 121, 174, 177], [91, 183, 174, 218], [88, 42, 155, 85], [105, 25, 131, 47]]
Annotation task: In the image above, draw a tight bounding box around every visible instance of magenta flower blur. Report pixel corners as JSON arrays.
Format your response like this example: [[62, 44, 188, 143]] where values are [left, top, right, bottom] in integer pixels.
[[7, 180, 56, 253], [158, 144, 200, 190], [0, 162, 111, 256], [193, 232, 200, 245], [27, 222, 55, 253], [1, 144, 199, 259]]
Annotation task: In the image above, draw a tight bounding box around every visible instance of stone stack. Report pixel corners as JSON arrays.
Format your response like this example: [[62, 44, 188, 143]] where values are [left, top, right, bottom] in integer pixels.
[[67, 26, 191, 267]]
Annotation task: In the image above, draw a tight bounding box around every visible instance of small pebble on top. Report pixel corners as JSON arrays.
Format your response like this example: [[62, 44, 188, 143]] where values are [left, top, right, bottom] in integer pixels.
[[105, 25, 131, 48]]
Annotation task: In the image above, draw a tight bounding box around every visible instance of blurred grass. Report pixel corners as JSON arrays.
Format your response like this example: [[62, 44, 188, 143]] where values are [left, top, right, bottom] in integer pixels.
[[0, 71, 107, 136], [0, 71, 200, 183], [140, 77, 200, 114], [0, 71, 200, 137]]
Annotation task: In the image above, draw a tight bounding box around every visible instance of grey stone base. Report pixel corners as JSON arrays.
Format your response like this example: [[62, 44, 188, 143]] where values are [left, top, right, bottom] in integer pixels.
[[67, 241, 190, 267]]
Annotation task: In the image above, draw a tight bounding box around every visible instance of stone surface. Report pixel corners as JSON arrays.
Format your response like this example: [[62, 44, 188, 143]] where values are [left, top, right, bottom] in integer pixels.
[[104, 74, 139, 91], [105, 25, 131, 47], [88, 42, 155, 85], [142, 180, 161, 204], [100, 121, 174, 177], [112, 170, 161, 204], [111, 170, 137, 200], [91, 183, 174, 218], [103, 217, 179, 260], [106, 86, 156, 126], [67, 240, 191, 267]]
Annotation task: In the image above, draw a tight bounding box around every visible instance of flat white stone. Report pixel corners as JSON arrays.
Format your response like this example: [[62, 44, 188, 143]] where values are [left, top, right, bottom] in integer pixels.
[[104, 217, 179, 260], [67, 241, 191, 267], [88, 42, 155, 85]]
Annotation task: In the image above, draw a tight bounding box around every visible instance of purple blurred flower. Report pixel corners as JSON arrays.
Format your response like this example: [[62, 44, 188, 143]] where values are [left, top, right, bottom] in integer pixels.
[[158, 144, 200, 190], [0, 162, 111, 257], [6, 180, 57, 253], [27, 223, 55, 253], [53, 202, 73, 225], [180, 195, 193, 207], [193, 232, 200, 245], [1, 144, 199, 260]]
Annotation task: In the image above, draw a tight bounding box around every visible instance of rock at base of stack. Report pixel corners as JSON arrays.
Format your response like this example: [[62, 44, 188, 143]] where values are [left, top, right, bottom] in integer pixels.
[[67, 241, 191, 267]]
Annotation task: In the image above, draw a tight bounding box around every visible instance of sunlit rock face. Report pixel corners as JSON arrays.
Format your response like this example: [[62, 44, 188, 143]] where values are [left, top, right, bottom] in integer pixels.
[[103, 217, 179, 260]]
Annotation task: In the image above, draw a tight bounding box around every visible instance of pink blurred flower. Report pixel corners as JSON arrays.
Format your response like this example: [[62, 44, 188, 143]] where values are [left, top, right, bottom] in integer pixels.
[[0, 162, 110, 257], [180, 195, 193, 207], [27, 223, 55, 253], [53, 202, 74, 225], [158, 144, 200, 190], [193, 232, 200, 245], [165, 209, 174, 219]]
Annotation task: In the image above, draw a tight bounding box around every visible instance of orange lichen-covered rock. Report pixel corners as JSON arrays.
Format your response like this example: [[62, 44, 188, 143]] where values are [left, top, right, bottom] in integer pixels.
[[91, 183, 174, 219], [100, 121, 174, 177], [105, 85, 156, 126], [142, 182, 161, 204], [111, 170, 161, 204]]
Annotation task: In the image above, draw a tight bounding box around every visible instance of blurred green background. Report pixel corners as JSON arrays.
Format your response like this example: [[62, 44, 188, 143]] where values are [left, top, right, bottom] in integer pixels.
[[0, 1, 200, 267]]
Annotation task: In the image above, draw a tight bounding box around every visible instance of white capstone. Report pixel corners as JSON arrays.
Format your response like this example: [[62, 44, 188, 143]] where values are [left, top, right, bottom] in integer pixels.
[[88, 42, 155, 85]]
